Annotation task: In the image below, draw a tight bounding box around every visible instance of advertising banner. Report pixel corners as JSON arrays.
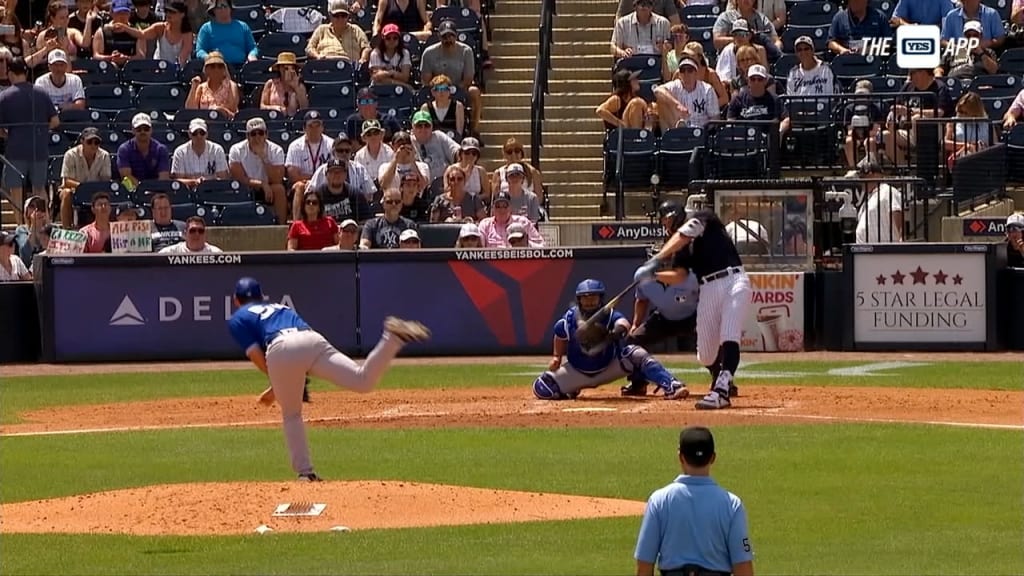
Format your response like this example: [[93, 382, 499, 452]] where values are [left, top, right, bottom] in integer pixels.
[[45, 253, 359, 361], [740, 273, 805, 352], [357, 247, 647, 355], [591, 222, 666, 243], [111, 220, 154, 253], [961, 217, 1008, 237], [852, 252, 987, 343]]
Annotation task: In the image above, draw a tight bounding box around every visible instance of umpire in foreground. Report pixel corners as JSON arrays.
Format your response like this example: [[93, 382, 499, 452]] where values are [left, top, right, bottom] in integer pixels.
[[634, 427, 754, 576]]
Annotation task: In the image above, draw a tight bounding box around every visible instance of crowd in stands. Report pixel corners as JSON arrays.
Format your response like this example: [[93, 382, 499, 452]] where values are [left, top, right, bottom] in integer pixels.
[[0, 0, 554, 275], [602, 0, 1024, 176]]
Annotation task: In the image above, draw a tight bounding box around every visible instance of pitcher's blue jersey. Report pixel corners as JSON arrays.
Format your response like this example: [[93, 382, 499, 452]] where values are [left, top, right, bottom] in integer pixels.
[[228, 302, 312, 353], [553, 306, 626, 375]]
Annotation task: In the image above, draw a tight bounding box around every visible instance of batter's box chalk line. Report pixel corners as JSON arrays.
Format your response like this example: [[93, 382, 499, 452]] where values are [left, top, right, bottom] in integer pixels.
[[272, 502, 327, 517]]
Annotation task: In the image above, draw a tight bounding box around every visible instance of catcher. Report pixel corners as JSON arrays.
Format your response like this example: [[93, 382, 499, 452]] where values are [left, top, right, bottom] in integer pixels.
[[532, 279, 690, 401]]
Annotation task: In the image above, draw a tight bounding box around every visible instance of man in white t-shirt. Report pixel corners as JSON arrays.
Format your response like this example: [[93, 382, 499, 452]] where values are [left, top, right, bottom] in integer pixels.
[[854, 160, 904, 243], [158, 216, 224, 253], [171, 118, 229, 188], [34, 49, 86, 110], [228, 118, 288, 223], [354, 119, 394, 186], [654, 57, 718, 131], [285, 109, 334, 199], [377, 130, 430, 191]]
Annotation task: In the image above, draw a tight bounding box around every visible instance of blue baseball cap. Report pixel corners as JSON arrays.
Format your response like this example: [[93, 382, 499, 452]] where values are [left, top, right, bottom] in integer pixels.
[[112, 0, 132, 12], [234, 277, 264, 300]]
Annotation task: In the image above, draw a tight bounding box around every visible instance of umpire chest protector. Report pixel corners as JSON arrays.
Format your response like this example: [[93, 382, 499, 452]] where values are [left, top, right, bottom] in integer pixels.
[[672, 210, 744, 280]]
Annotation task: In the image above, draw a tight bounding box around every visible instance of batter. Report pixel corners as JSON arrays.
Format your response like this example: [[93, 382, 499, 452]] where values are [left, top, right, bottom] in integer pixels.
[[227, 276, 430, 481]]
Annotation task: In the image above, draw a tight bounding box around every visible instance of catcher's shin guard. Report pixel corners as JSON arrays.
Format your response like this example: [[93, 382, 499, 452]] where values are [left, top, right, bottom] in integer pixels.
[[533, 372, 574, 400]]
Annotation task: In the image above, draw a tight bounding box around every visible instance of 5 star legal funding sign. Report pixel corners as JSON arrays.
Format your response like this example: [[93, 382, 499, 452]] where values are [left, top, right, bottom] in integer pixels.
[[853, 253, 986, 343]]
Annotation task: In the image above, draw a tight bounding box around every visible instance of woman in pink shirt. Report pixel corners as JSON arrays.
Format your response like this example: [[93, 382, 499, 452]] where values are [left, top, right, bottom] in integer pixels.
[[476, 191, 545, 248], [79, 190, 112, 253]]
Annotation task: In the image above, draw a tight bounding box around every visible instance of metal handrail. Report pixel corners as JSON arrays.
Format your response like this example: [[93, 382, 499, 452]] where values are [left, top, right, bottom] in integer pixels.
[[529, 0, 555, 175]]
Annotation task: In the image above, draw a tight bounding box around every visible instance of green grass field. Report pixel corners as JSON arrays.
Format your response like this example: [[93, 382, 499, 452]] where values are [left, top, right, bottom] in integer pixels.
[[2, 359, 1022, 575]]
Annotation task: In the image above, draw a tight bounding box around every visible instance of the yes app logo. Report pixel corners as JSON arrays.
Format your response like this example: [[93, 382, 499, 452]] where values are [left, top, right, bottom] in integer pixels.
[[896, 25, 941, 69]]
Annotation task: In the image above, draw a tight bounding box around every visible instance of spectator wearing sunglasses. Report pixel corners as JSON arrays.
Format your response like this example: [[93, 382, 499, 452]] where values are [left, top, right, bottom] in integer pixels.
[[229, 117, 288, 223], [420, 74, 464, 138], [304, 134, 376, 202], [172, 118, 230, 189], [118, 113, 171, 190], [345, 87, 402, 142], [288, 189, 339, 251], [58, 127, 112, 228], [306, 0, 370, 63], [359, 187, 416, 249], [368, 23, 412, 88], [158, 215, 223, 253]]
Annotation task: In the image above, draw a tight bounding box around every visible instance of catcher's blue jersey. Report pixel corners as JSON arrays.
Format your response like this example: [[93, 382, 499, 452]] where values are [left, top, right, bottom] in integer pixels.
[[553, 306, 626, 375], [229, 302, 312, 353]]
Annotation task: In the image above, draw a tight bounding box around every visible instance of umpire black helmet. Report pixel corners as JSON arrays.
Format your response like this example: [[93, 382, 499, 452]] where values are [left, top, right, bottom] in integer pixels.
[[657, 200, 686, 234]]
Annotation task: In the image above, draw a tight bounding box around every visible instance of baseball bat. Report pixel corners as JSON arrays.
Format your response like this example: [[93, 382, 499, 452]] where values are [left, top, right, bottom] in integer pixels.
[[579, 279, 640, 330]]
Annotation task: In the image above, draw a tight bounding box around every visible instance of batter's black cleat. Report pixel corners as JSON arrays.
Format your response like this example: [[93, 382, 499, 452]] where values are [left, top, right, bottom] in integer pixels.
[[729, 384, 739, 398], [620, 382, 648, 396], [302, 377, 311, 403], [298, 473, 322, 482], [384, 317, 432, 344]]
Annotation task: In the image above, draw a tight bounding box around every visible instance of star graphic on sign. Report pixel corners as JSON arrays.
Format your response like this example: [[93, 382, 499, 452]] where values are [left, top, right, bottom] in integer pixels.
[[890, 270, 906, 284], [875, 274, 887, 285], [909, 266, 929, 285], [953, 274, 964, 285], [933, 270, 948, 284]]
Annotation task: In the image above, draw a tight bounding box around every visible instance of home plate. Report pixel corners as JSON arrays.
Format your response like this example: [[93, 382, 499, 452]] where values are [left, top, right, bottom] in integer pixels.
[[562, 407, 618, 413]]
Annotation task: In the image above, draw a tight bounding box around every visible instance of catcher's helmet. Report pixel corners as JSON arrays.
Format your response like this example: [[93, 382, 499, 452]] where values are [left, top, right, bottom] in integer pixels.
[[658, 200, 686, 234], [575, 279, 605, 315]]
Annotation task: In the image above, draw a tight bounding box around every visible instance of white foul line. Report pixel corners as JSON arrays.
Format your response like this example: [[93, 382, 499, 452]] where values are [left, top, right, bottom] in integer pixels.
[[731, 411, 1024, 431]]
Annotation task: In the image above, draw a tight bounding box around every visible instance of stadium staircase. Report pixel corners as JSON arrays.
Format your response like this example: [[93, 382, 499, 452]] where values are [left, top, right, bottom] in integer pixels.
[[482, 0, 614, 219]]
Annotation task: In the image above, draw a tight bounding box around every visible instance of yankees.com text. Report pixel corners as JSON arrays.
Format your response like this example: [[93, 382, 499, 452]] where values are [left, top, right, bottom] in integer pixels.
[[455, 249, 574, 260], [166, 254, 244, 265]]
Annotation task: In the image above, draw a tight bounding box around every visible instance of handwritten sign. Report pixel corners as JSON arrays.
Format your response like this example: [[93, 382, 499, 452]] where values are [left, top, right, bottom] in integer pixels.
[[111, 220, 153, 253], [48, 228, 87, 254]]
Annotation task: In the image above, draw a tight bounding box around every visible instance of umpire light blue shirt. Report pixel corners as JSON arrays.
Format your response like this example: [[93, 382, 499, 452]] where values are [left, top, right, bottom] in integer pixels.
[[636, 275, 698, 321], [635, 475, 753, 572]]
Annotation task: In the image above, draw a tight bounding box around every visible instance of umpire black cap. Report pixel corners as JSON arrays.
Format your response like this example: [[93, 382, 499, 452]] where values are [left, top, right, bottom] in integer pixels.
[[679, 426, 715, 466]]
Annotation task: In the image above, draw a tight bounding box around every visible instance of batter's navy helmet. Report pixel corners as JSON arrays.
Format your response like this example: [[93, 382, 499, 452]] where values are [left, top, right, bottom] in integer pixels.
[[234, 277, 264, 301], [575, 279, 606, 297], [658, 200, 686, 233]]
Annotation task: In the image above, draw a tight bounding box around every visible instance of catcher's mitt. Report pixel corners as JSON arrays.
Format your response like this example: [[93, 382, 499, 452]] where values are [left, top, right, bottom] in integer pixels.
[[575, 320, 611, 354]]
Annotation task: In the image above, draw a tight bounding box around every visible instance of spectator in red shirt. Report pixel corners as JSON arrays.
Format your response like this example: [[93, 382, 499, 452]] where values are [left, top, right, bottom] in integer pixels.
[[80, 191, 112, 253], [287, 189, 339, 250]]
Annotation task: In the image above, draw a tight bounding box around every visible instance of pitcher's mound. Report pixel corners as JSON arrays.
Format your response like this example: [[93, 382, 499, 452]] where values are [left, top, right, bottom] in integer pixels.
[[0, 481, 646, 536]]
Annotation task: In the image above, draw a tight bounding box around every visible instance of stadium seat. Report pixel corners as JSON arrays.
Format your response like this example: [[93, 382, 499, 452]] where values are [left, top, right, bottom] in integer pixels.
[[828, 53, 884, 89], [604, 128, 656, 189], [781, 26, 828, 53], [970, 74, 1020, 98], [703, 123, 770, 179], [233, 6, 268, 36], [99, 130, 126, 155], [205, 125, 241, 148], [942, 77, 963, 101], [614, 55, 662, 84], [981, 0, 1011, 20], [998, 47, 1024, 75], [308, 84, 357, 113], [771, 54, 799, 92], [370, 85, 415, 122], [786, 1, 838, 28], [431, 6, 482, 47], [401, 33, 424, 67], [48, 131, 72, 158], [680, 3, 720, 29], [351, 6, 374, 32], [151, 127, 186, 148], [71, 58, 120, 86], [870, 0, 895, 18], [291, 107, 347, 133], [257, 32, 307, 61], [195, 179, 255, 207], [58, 108, 106, 137], [172, 202, 208, 221], [171, 109, 228, 131], [982, 95, 1015, 121], [121, 59, 180, 86], [86, 85, 134, 115], [235, 108, 289, 131], [884, 58, 908, 79], [73, 181, 127, 208], [857, 75, 901, 94], [181, 58, 238, 82], [134, 180, 193, 206], [240, 59, 278, 87], [657, 126, 705, 190], [136, 85, 188, 112], [216, 202, 278, 225], [782, 97, 839, 167], [301, 58, 356, 86], [267, 127, 300, 148], [1005, 124, 1024, 183]]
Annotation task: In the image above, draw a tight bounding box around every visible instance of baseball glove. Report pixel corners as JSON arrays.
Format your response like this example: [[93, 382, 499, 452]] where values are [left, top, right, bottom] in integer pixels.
[[575, 321, 610, 353]]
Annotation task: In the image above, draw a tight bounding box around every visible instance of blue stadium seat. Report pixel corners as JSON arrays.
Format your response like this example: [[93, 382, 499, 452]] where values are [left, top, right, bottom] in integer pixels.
[[301, 58, 356, 86], [136, 85, 188, 112], [884, 58, 908, 78], [982, 95, 1015, 121], [74, 181, 127, 208], [267, 127, 300, 149], [970, 74, 1020, 98], [782, 97, 839, 167], [351, 6, 374, 32], [828, 53, 884, 89], [704, 123, 770, 179], [240, 59, 278, 87], [59, 108, 106, 137], [308, 84, 357, 112], [171, 109, 228, 131], [401, 33, 424, 66], [151, 127, 186, 149], [205, 125, 241, 148], [431, 6, 482, 47], [1005, 124, 1024, 183], [771, 54, 799, 91], [99, 130, 126, 155], [786, 0, 838, 28], [604, 128, 656, 189], [233, 6, 267, 36], [941, 77, 963, 101], [86, 85, 134, 115], [370, 85, 415, 122], [257, 32, 307, 60], [781, 26, 828, 53], [614, 54, 662, 84], [121, 59, 180, 86], [637, 81, 656, 103], [181, 58, 239, 82], [71, 58, 120, 86], [998, 48, 1024, 76], [48, 131, 72, 158], [870, 0, 895, 18], [680, 3, 720, 29], [172, 203, 208, 221], [291, 107, 347, 133], [657, 126, 706, 190], [195, 179, 255, 207], [134, 180, 192, 206], [857, 75, 901, 94], [235, 108, 289, 131], [216, 202, 278, 225]]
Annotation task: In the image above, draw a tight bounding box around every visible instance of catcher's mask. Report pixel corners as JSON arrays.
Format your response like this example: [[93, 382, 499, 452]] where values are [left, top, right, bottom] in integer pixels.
[[658, 200, 686, 234], [575, 279, 605, 317]]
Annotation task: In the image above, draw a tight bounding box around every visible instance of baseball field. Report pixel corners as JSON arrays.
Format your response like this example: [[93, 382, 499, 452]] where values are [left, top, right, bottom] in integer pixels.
[[1, 351, 1021, 575]]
